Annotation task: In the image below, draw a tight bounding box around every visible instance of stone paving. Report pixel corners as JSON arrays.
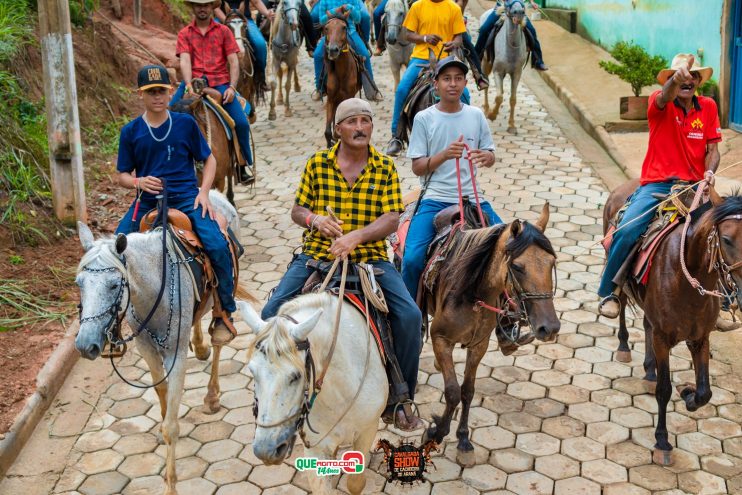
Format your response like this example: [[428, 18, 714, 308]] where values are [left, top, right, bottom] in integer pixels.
[[4, 19, 742, 495]]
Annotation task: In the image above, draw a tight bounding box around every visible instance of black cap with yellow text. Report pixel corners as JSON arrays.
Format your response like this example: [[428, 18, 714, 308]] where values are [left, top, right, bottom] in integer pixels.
[[137, 65, 172, 91]]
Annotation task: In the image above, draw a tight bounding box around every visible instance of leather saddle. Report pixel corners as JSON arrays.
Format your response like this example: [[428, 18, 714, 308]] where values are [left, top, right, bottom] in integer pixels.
[[300, 258, 411, 407], [139, 208, 244, 322]]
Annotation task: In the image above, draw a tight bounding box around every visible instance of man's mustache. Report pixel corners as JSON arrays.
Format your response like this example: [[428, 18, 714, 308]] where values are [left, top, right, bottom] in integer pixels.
[[353, 132, 367, 138]]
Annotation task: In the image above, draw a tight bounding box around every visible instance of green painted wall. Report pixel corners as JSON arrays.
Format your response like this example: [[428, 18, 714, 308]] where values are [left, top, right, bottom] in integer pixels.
[[542, 0, 724, 78]]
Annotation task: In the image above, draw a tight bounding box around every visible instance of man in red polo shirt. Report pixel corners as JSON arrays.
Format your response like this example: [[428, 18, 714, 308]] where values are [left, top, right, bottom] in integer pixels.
[[172, 0, 253, 183], [599, 54, 721, 318]]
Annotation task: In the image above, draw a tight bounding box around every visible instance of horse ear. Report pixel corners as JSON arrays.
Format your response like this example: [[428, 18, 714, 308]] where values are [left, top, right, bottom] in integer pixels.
[[115, 234, 127, 255], [510, 218, 522, 237], [237, 300, 265, 334], [709, 185, 723, 207], [78, 221, 95, 252], [290, 309, 323, 342], [535, 202, 550, 232]]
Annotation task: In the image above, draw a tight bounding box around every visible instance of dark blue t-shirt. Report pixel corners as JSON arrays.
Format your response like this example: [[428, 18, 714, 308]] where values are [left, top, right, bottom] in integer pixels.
[[116, 112, 211, 200]]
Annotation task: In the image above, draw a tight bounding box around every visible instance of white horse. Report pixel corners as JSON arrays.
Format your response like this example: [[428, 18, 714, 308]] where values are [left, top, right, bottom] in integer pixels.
[[239, 293, 387, 495], [480, 0, 528, 133], [75, 191, 245, 495], [269, 0, 303, 120], [384, 0, 413, 88]]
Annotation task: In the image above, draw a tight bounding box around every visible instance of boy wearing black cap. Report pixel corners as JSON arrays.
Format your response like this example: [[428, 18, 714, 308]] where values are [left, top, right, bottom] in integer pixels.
[[401, 56, 502, 302], [115, 65, 238, 344]]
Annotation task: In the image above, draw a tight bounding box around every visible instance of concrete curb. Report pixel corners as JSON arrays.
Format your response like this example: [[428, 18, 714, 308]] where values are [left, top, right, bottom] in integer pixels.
[[535, 67, 634, 178], [0, 320, 80, 478]]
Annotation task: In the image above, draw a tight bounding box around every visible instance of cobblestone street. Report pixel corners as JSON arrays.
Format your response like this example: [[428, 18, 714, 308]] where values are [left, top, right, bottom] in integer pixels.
[[3, 25, 742, 495]]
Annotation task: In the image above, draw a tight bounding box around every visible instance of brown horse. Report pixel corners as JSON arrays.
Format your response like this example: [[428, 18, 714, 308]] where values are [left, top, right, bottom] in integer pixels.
[[602, 180, 742, 465], [170, 92, 235, 205], [421, 203, 561, 466], [225, 10, 264, 123], [323, 10, 361, 147]]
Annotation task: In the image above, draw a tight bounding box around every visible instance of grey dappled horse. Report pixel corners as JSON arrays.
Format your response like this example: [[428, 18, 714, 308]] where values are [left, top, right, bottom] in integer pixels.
[[75, 191, 240, 495], [269, 0, 302, 120], [384, 0, 412, 88], [480, 0, 528, 133]]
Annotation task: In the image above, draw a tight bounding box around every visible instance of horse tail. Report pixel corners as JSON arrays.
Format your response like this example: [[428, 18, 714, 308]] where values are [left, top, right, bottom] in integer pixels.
[[234, 282, 258, 304]]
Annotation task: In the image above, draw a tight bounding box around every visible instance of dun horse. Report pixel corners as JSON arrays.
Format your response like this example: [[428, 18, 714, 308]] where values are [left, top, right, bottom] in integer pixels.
[[603, 181, 742, 465], [171, 93, 235, 205], [269, 0, 303, 120], [239, 294, 386, 495], [75, 191, 251, 495], [422, 204, 560, 466], [480, 0, 528, 133], [323, 10, 362, 147], [384, 0, 413, 88]]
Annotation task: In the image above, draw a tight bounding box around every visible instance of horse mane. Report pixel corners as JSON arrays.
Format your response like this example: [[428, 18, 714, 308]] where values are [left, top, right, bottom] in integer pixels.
[[77, 238, 127, 276], [448, 221, 555, 304], [247, 292, 333, 372], [712, 192, 742, 224], [169, 97, 198, 115]]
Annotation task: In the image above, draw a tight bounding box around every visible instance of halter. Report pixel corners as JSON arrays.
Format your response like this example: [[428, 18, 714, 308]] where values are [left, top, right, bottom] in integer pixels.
[[707, 213, 742, 297], [273, 2, 302, 52], [324, 16, 350, 54], [78, 262, 130, 357]]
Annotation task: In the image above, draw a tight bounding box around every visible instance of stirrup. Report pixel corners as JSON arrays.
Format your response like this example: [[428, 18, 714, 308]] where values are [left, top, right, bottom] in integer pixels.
[[598, 294, 621, 318]]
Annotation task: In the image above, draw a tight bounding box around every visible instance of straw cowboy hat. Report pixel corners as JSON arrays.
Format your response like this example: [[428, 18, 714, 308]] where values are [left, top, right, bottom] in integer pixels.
[[185, 0, 219, 4], [656, 53, 713, 86]]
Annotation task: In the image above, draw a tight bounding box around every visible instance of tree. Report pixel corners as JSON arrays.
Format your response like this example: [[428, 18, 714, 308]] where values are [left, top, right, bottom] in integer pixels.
[[599, 41, 668, 97]]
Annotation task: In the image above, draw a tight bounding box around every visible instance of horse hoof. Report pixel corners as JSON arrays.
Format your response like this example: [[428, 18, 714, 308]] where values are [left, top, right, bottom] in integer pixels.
[[285, 110, 293, 118], [615, 350, 632, 363], [268, 112, 277, 121], [294, 85, 301, 93], [456, 449, 477, 468], [643, 379, 657, 395], [195, 346, 211, 361], [652, 448, 674, 466], [486, 112, 498, 121], [676, 382, 695, 398], [204, 399, 221, 414], [507, 127, 517, 134]]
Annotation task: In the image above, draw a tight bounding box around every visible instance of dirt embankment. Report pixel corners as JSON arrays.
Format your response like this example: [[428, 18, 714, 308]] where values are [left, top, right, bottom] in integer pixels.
[[0, 0, 184, 434]]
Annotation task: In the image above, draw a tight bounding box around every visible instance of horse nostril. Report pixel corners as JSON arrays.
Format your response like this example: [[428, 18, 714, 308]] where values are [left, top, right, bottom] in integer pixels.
[[86, 343, 100, 358], [275, 441, 289, 459]]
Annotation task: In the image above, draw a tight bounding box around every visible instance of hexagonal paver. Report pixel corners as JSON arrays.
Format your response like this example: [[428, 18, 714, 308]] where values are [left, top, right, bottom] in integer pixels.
[[698, 417, 742, 440], [561, 437, 604, 462], [534, 453, 579, 480], [572, 373, 611, 391], [507, 381, 546, 400], [461, 464, 507, 491], [498, 412, 541, 433], [197, 439, 243, 464], [677, 470, 727, 495], [75, 430, 121, 453], [628, 465, 678, 491], [586, 421, 629, 445], [78, 471, 129, 495], [471, 426, 516, 450], [568, 402, 609, 423], [701, 452, 742, 478], [603, 483, 650, 495], [76, 449, 125, 475], [489, 447, 534, 473], [113, 433, 159, 455], [542, 416, 585, 439], [515, 432, 560, 456], [118, 453, 165, 479], [204, 458, 252, 485], [523, 398, 566, 418], [677, 432, 723, 456], [506, 471, 554, 495], [424, 457, 461, 483], [582, 459, 628, 484], [553, 477, 601, 495], [611, 407, 653, 428], [190, 422, 236, 443], [531, 369, 571, 387]]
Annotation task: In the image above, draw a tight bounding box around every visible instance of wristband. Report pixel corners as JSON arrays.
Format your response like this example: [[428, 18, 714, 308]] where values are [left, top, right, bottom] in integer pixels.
[[134, 178, 140, 190], [305, 213, 313, 227], [423, 35, 428, 44]]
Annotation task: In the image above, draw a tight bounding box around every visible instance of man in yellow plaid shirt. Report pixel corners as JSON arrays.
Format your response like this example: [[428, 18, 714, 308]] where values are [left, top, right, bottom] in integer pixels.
[[262, 98, 424, 431]]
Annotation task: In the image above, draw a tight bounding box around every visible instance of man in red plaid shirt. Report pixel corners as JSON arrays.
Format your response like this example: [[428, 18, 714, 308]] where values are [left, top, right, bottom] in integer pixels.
[[172, 0, 254, 183]]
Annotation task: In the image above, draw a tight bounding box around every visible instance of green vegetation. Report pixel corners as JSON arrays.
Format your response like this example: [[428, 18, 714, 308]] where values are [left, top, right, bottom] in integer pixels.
[[165, 0, 192, 23], [69, 0, 98, 28], [0, 278, 69, 331], [599, 41, 668, 97], [8, 254, 24, 265]]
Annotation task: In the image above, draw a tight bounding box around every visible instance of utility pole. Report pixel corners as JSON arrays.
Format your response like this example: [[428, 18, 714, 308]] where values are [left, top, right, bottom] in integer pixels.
[[134, 0, 141, 26], [37, 0, 87, 225]]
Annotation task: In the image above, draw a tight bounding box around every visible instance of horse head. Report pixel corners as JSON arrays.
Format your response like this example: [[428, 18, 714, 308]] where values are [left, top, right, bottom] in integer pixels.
[[324, 13, 349, 60], [505, 0, 526, 26], [280, 0, 301, 30], [239, 300, 324, 464], [709, 187, 742, 308], [384, 0, 407, 45], [169, 96, 201, 116], [75, 222, 130, 360], [226, 11, 248, 53]]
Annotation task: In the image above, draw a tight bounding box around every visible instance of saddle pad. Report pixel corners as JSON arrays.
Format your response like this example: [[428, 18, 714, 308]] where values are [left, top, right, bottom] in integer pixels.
[[343, 292, 386, 362], [633, 218, 680, 285], [203, 97, 234, 141]]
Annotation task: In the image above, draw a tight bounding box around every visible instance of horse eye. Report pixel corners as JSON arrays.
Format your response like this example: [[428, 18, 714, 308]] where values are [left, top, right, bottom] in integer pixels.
[[109, 282, 119, 290], [723, 235, 734, 247], [289, 372, 301, 383], [511, 263, 525, 273]]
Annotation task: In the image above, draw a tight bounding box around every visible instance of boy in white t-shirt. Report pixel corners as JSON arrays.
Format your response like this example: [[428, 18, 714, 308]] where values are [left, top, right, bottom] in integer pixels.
[[402, 56, 502, 301]]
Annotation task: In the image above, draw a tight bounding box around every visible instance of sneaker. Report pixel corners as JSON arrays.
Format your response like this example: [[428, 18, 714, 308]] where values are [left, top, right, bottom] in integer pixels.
[[366, 89, 384, 102], [381, 409, 424, 431], [385, 137, 404, 157], [373, 47, 384, 56], [238, 166, 254, 185], [599, 295, 620, 319], [534, 62, 549, 71], [210, 316, 237, 345], [476, 76, 490, 90], [311, 89, 322, 102]]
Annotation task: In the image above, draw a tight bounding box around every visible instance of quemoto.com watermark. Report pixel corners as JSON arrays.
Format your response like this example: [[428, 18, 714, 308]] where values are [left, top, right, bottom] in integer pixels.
[[294, 451, 365, 476]]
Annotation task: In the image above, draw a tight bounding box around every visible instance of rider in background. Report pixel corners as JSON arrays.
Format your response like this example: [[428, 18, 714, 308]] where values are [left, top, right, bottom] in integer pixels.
[[214, 0, 273, 89], [474, 0, 548, 71], [172, 0, 254, 184], [385, 0, 468, 156], [116, 65, 238, 345], [262, 98, 423, 431], [400, 56, 501, 301], [311, 0, 380, 101], [598, 54, 720, 318], [256, 0, 318, 57]]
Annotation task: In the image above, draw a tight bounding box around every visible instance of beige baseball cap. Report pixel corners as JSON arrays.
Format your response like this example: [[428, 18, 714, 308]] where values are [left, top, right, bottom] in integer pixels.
[[334, 98, 374, 127]]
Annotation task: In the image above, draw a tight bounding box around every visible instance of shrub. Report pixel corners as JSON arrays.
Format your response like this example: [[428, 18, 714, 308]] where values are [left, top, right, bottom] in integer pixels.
[[599, 41, 668, 97]]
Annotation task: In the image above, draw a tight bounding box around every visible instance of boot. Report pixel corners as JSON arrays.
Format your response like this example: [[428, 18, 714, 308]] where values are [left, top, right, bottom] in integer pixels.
[[385, 137, 403, 156], [210, 315, 237, 345]]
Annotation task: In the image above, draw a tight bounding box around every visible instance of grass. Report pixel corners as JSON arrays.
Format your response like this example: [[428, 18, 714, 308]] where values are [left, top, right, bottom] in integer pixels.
[[164, 0, 192, 23], [0, 278, 69, 331]]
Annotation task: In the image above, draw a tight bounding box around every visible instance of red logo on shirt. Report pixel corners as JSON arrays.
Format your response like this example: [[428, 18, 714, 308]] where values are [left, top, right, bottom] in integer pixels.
[[691, 118, 703, 129]]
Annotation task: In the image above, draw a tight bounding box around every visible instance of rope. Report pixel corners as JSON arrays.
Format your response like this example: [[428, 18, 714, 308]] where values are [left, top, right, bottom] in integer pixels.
[[203, 102, 213, 148], [358, 263, 389, 312], [454, 143, 486, 227]]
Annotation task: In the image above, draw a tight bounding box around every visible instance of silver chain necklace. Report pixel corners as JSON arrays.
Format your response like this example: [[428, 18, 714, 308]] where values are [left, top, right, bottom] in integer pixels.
[[143, 110, 172, 143]]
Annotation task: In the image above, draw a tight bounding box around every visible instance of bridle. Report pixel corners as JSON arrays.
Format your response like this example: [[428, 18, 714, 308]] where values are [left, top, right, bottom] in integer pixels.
[[273, 1, 302, 52], [78, 262, 130, 356], [324, 16, 350, 54], [707, 214, 742, 298]]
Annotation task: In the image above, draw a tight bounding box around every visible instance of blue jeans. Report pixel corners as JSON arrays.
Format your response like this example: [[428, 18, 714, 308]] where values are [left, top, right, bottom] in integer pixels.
[[246, 19, 268, 73], [391, 59, 471, 135], [115, 193, 236, 313], [598, 182, 674, 297], [373, 0, 388, 41], [474, 15, 543, 65], [314, 32, 374, 91], [171, 82, 253, 165], [401, 199, 502, 300], [262, 253, 423, 400], [359, 9, 371, 44]]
